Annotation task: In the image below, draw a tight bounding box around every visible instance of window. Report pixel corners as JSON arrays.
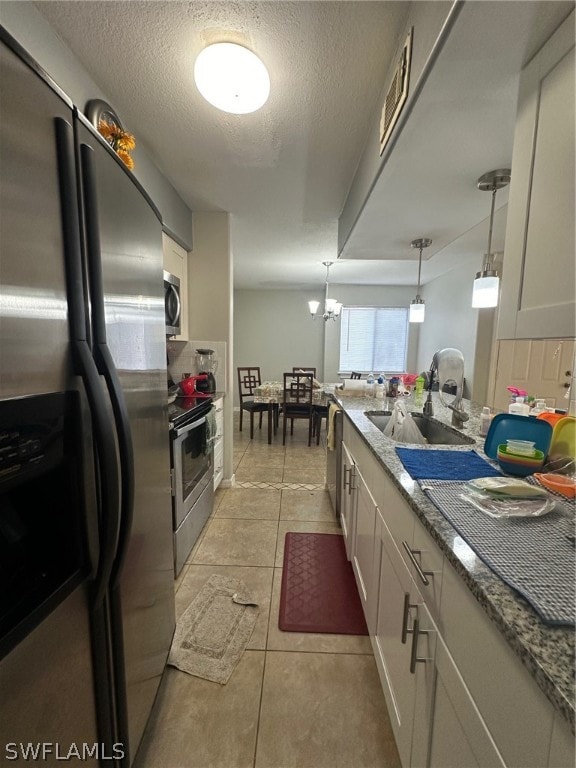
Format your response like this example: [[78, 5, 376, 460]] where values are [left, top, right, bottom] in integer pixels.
[[339, 307, 408, 374]]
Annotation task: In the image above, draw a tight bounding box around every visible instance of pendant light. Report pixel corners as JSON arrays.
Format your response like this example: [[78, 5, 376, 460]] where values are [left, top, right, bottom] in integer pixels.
[[409, 238, 431, 323], [194, 43, 270, 114], [308, 261, 342, 321], [472, 169, 511, 308]]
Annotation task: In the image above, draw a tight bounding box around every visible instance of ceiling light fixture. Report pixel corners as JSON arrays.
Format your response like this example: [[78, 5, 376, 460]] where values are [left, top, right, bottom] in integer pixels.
[[409, 237, 431, 323], [309, 261, 342, 321], [194, 42, 270, 115], [472, 169, 511, 308]]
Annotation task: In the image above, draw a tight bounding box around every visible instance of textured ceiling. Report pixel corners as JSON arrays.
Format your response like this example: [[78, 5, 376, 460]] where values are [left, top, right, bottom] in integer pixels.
[[36, 0, 410, 289], [35, 1, 572, 290]]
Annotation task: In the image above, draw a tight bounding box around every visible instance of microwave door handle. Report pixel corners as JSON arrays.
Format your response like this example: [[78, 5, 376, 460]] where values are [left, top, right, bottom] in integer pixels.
[[168, 283, 181, 326], [55, 118, 120, 609], [173, 414, 207, 438], [80, 141, 135, 588]]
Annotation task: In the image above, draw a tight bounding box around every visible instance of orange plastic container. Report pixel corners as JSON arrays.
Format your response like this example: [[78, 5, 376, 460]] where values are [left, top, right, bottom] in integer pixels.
[[533, 473, 576, 499], [536, 412, 565, 428]]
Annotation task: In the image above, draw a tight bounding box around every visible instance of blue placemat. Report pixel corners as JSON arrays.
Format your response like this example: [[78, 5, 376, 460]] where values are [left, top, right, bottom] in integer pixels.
[[420, 479, 575, 626], [396, 448, 501, 480]]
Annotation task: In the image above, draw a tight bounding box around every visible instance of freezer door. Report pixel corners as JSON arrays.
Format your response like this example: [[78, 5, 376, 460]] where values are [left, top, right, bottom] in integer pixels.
[[0, 34, 72, 400], [76, 119, 176, 764]]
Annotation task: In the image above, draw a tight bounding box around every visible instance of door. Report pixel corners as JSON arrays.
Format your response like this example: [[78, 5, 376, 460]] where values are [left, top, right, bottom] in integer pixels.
[[0, 31, 100, 758], [76, 116, 175, 762], [489, 338, 575, 412]]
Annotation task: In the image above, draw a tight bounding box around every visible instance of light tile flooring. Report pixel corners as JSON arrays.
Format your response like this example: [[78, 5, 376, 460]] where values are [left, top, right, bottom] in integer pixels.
[[134, 414, 401, 768]]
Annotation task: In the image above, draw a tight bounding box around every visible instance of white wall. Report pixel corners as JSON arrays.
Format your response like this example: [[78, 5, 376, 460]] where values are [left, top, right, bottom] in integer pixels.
[[233, 284, 420, 405], [234, 289, 325, 401], [416, 258, 488, 399]]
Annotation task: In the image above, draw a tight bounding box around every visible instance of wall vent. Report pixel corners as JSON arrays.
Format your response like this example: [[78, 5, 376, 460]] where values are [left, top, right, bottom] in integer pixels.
[[380, 28, 413, 155]]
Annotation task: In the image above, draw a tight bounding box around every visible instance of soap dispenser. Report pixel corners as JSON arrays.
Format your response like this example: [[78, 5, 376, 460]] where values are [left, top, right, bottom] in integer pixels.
[[508, 396, 530, 416]]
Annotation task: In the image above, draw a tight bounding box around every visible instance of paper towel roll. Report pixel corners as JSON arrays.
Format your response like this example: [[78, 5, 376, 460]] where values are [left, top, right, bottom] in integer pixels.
[[341, 379, 368, 393]]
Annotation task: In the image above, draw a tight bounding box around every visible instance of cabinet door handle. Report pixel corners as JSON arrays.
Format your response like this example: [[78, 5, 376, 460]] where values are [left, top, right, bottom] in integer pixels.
[[349, 467, 356, 494], [402, 541, 433, 586], [409, 617, 429, 674], [343, 466, 351, 490], [401, 592, 417, 644]]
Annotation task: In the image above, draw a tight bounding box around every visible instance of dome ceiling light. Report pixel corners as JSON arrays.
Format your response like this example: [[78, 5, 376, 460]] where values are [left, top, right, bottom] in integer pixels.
[[194, 42, 270, 114]]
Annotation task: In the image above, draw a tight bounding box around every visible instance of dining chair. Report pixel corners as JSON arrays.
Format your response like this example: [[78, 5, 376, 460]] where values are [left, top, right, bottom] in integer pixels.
[[237, 366, 270, 439], [350, 372, 362, 379], [282, 371, 314, 446]]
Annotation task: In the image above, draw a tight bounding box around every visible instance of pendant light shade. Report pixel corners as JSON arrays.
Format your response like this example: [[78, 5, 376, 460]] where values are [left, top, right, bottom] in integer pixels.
[[409, 299, 426, 323], [472, 169, 510, 308], [194, 43, 270, 114], [472, 270, 500, 308], [409, 238, 431, 323]]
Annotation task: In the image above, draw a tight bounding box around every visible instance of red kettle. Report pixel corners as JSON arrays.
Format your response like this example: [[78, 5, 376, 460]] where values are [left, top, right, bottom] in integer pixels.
[[179, 374, 207, 396]]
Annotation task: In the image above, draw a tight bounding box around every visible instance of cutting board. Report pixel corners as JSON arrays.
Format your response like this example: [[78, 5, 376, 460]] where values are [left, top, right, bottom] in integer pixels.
[[484, 413, 553, 459]]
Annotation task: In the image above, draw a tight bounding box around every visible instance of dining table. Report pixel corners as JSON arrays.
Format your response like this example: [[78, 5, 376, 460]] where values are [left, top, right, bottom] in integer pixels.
[[253, 381, 334, 444]]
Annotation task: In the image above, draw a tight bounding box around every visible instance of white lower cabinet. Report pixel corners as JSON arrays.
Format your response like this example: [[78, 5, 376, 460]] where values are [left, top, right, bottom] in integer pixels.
[[350, 464, 378, 633], [429, 635, 505, 768], [340, 414, 574, 768], [212, 396, 224, 490], [373, 509, 436, 768]]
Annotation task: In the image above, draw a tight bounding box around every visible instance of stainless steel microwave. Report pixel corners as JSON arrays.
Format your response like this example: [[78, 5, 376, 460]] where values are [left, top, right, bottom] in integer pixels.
[[163, 270, 181, 336]]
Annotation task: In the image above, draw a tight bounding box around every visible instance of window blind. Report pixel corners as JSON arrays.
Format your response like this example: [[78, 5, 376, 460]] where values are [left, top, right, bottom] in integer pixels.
[[339, 307, 408, 373]]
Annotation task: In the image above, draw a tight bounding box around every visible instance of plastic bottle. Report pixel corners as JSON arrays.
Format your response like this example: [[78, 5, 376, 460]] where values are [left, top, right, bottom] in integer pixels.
[[532, 399, 546, 416], [480, 406, 492, 436], [413, 375, 425, 407], [508, 396, 530, 416], [366, 372, 375, 398], [389, 376, 399, 398]]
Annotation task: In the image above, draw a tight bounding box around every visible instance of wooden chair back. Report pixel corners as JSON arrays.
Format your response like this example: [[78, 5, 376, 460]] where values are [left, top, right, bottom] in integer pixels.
[[237, 367, 262, 404]]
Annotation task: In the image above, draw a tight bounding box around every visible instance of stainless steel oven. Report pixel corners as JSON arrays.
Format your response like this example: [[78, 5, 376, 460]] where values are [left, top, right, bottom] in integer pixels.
[[169, 397, 214, 576], [164, 270, 181, 337]]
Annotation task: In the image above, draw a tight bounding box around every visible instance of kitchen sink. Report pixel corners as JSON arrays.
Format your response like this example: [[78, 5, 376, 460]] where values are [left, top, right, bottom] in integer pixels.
[[365, 411, 475, 446]]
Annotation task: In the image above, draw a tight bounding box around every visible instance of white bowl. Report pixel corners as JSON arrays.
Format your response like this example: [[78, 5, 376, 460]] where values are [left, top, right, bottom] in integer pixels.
[[506, 439, 536, 457]]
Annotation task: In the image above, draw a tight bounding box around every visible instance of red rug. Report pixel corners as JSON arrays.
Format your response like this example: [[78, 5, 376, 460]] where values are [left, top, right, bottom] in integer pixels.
[[279, 533, 368, 635]]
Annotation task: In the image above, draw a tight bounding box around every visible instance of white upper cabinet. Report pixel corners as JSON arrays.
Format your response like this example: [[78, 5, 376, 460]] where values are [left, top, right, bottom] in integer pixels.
[[498, 11, 575, 340]]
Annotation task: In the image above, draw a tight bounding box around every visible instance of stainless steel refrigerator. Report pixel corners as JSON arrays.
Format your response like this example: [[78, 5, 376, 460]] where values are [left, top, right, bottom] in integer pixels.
[[0, 29, 175, 766]]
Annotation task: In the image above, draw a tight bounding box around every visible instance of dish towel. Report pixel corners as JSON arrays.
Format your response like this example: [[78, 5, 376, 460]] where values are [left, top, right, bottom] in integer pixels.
[[395, 448, 501, 481], [326, 403, 341, 451]]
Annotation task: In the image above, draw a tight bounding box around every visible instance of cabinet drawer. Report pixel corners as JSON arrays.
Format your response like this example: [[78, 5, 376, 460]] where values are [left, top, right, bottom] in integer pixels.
[[440, 560, 555, 767]]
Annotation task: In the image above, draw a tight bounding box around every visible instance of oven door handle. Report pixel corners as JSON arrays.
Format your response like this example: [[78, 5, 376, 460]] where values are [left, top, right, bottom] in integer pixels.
[[173, 414, 207, 438]]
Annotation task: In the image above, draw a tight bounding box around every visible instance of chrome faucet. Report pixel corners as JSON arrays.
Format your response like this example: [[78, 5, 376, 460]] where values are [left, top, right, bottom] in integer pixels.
[[423, 355, 437, 417], [423, 349, 469, 428]]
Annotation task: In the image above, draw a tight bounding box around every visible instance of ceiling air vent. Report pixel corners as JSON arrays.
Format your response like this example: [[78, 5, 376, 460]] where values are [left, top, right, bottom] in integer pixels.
[[380, 28, 413, 155]]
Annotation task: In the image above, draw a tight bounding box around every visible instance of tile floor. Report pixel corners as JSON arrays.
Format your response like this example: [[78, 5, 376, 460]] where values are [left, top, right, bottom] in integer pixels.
[[134, 414, 401, 768]]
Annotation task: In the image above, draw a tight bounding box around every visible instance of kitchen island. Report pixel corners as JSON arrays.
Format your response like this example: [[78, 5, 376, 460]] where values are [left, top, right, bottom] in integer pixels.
[[331, 390, 574, 767]]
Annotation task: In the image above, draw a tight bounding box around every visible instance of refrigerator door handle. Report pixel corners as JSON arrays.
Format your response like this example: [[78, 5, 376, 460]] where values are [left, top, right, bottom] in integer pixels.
[[55, 117, 120, 609], [80, 142, 135, 587]]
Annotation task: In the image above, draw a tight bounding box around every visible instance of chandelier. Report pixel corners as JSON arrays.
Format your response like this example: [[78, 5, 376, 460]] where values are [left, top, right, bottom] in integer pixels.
[[308, 261, 342, 321]]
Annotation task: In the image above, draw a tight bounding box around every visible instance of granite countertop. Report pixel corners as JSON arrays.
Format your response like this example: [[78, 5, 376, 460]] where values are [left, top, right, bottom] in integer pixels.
[[331, 390, 575, 731]]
